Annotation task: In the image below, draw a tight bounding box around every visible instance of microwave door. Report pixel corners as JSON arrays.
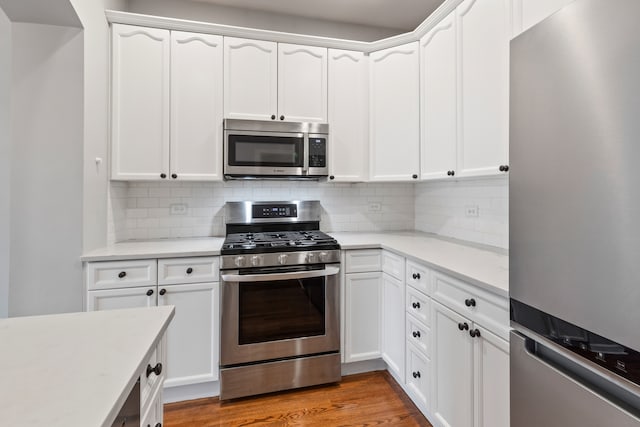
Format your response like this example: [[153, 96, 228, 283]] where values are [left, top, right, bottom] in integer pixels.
[[224, 131, 305, 176]]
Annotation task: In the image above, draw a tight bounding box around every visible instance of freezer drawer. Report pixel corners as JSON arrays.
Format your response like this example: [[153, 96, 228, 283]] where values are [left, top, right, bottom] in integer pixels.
[[511, 331, 640, 427]]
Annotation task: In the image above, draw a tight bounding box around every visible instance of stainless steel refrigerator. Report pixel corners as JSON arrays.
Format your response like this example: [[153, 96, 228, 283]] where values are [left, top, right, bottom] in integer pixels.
[[510, 0, 640, 425]]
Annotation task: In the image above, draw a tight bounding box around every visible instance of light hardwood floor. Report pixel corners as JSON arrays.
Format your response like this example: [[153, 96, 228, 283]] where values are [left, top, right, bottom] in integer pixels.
[[164, 371, 432, 426]]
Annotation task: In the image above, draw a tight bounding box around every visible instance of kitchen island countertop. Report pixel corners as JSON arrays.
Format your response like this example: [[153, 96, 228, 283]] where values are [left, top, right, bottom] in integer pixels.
[[0, 306, 174, 427]]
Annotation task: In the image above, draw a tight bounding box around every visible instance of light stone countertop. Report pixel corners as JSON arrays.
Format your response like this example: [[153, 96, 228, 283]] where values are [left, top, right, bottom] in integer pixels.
[[0, 306, 175, 427], [81, 232, 508, 296]]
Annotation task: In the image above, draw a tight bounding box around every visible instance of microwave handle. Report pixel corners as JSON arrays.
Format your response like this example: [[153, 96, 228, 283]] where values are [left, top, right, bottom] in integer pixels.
[[302, 134, 309, 175]]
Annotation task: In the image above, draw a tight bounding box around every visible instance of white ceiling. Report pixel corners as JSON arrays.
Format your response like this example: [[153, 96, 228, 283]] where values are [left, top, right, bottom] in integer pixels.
[[190, 0, 446, 31]]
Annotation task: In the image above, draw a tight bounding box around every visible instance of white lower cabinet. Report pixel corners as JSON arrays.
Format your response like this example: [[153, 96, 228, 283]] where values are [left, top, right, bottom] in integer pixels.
[[344, 271, 382, 362], [86, 257, 220, 401], [431, 299, 509, 427], [406, 342, 431, 412], [381, 272, 405, 382]]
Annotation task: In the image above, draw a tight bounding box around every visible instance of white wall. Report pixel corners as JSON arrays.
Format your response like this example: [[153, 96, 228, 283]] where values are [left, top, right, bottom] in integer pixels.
[[9, 23, 84, 316], [0, 7, 10, 318], [415, 177, 509, 249], [124, 0, 400, 42], [108, 181, 415, 242]]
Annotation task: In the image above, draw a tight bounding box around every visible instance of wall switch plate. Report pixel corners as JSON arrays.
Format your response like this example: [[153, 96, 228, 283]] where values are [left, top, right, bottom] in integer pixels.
[[368, 202, 382, 212], [170, 203, 188, 215], [465, 205, 479, 217]]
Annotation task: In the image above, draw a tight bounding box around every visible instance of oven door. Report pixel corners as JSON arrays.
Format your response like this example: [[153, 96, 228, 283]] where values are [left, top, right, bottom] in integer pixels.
[[220, 264, 340, 366], [224, 130, 307, 176]]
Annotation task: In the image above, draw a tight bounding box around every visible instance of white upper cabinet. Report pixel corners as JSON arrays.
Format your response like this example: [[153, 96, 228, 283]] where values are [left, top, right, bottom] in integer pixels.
[[511, 0, 576, 37], [224, 37, 327, 122], [171, 31, 223, 181], [278, 43, 328, 122], [420, 12, 457, 180], [111, 24, 170, 181], [223, 37, 278, 121], [328, 49, 368, 182], [369, 42, 420, 182], [456, 0, 510, 178]]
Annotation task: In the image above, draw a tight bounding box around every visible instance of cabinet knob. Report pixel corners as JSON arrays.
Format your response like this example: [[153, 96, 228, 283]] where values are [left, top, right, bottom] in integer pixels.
[[186, 267, 193, 274], [412, 174, 418, 179], [146, 289, 154, 297], [412, 331, 421, 338], [329, 175, 335, 180], [412, 302, 421, 309], [412, 273, 421, 280], [280, 115, 285, 121], [160, 173, 166, 179], [146, 362, 162, 378], [465, 298, 476, 307], [450, 170, 455, 176], [271, 114, 276, 120], [470, 329, 481, 338], [503, 165, 509, 172], [458, 322, 469, 331], [118, 271, 126, 279], [171, 173, 177, 179], [155, 424, 162, 427], [159, 288, 166, 296], [412, 371, 421, 379]]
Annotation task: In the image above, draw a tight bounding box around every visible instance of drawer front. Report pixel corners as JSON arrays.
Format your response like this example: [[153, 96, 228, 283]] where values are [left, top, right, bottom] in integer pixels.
[[406, 342, 431, 412], [86, 259, 157, 290], [382, 251, 404, 280], [406, 260, 430, 295], [406, 315, 432, 358], [345, 250, 382, 273], [158, 256, 219, 285], [406, 286, 431, 326], [432, 272, 510, 340], [141, 337, 165, 411]]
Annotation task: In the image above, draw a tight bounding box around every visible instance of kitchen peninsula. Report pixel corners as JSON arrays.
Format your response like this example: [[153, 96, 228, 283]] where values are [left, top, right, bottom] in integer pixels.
[[0, 306, 174, 427]]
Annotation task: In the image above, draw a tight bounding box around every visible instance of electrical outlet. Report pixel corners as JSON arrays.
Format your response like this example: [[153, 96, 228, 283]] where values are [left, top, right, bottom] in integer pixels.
[[465, 205, 479, 217], [368, 202, 382, 212], [170, 203, 188, 215]]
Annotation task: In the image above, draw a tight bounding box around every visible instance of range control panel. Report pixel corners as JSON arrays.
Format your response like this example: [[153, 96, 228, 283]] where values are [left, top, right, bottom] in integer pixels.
[[252, 204, 298, 219]]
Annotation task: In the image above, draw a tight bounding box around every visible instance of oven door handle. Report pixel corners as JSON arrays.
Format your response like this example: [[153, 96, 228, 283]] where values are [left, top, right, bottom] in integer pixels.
[[221, 266, 340, 282]]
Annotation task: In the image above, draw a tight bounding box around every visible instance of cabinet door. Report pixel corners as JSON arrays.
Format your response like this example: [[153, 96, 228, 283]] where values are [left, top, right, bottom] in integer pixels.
[[158, 282, 219, 387], [406, 342, 431, 413], [456, 0, 510, 178], [86, 286, 156, 311], [328, 49, 368, 182], [369, 42, 420, 181], [344, 272, 381, 362], [111, 24, 170, 180], [474, 326, 510, 427], [511, 0, 576, 37], [278, 43, 327, 122], [381, 272, 405, 382], [224, 37, 278, 120], [420, 12, 457, 180], [432, 300, 474, 427], [171, 32, 223, 181]]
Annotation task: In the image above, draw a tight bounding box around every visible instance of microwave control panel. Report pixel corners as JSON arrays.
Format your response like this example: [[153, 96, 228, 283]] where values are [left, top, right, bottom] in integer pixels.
[[308, 138, 327, 168]]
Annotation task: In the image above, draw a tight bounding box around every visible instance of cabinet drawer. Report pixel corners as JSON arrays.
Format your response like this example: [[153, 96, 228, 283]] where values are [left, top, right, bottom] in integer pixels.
[[345, 250, 382, 273], [86, 259, 157, 290], [158, 256, 219, 285], [406, 286, 431, 326], [406, 342, 431, 412], [406, 260, 430, 295], [406, 315, 432, 358], [432, 272, 510, 341], [141, 337, 165, 412], [382, 251, 404, 280]]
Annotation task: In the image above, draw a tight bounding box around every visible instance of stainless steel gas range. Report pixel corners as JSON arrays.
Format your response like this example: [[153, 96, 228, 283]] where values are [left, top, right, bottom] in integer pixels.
[[219, 200, 341, 400]]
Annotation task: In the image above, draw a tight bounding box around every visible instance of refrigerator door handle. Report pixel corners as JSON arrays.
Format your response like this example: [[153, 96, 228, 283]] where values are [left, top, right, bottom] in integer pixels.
[[511, 330, 640, 424]]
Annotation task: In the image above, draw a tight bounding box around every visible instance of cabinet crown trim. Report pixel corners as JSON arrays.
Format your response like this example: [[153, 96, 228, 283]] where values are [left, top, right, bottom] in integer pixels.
[[175, 35, 219, 47], [117, 28, 166, 42]]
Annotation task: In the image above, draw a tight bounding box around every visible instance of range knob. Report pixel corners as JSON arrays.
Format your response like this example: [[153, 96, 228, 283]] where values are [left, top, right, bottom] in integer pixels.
[[251, 256, 260, 267], [278, 254, 288, 265], [306, 253, 317, 263], [319, 251, 329, 262], [234, 256, 245, 267]]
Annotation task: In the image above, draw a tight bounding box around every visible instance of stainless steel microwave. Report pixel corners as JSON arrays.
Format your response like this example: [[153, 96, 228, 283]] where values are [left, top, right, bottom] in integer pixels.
[[223, 119, 329, 179]]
